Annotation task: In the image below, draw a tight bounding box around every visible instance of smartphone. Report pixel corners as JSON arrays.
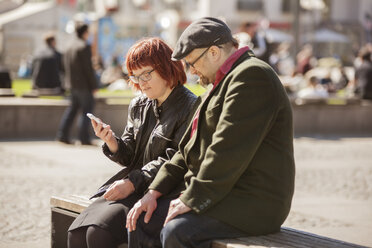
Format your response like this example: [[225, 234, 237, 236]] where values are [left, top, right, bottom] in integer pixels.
[[87, 113, 109, 129], [86, 113, 102, 124]]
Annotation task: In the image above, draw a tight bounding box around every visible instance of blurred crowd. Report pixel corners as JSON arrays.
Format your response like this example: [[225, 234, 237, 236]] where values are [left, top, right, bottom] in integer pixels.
[[0, 31, 130, 95], [233, 21, 372, 101], [1, 20, 372, 102]]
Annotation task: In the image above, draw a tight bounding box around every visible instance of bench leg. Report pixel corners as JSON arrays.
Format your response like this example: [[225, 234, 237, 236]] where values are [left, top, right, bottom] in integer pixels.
[[51, 207, 79, 248]]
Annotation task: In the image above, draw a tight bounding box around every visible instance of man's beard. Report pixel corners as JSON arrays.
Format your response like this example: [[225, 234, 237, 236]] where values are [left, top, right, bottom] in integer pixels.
[[198, 75, 211, 88]]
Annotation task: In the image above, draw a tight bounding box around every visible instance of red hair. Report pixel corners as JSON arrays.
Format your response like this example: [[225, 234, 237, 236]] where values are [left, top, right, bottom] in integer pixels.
[[126, 37, 186, 91]]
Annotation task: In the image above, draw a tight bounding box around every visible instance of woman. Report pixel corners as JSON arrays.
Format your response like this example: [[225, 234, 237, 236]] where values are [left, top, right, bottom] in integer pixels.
[[67, 37, 197, 248]]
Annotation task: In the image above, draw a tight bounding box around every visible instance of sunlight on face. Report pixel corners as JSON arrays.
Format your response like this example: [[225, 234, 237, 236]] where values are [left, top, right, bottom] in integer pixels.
[[131, 66, 172, 105], [185, 49, 213, 87]]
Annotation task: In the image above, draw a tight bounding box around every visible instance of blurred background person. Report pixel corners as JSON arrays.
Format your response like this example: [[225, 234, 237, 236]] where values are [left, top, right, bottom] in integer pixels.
[[319, 71, 335, 93], [56, 23, 98, 145], [353, 46, 372, 100], [235, 22, 269, 62], [100, 56, 128, 89], [31, 32, 64, 92], [296, 44, 316, 76], [0, 63, 12, 89], [363, 13, 372, 44], [297, 76, 329, 99], [92, 55, 105, 89], [269, 42, 294, 76], [17, 54, 32, 79]]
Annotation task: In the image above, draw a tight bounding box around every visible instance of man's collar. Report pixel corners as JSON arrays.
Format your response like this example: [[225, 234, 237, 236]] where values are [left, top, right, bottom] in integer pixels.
[[213, 46, 250, 88]]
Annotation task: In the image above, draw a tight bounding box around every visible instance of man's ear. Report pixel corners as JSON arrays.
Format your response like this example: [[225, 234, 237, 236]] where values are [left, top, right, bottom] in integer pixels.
[[208, 45, 221, 62]]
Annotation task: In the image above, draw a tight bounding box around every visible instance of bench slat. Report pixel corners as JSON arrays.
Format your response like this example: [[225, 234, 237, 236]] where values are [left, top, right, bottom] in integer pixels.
[[50, 195, 93, 213], [50, 195, 366, 248], [212, 227, 366, 248]]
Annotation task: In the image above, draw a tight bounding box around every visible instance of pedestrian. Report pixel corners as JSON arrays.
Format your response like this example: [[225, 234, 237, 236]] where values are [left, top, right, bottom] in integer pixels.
[[56, 23, 98, 145], [67, 37, 197, 248], [126, 17, 295, 248], [0, 64, 12, 88], [31, 32, 63, 91], [354, 47, 372, 100], [297, 76, 328, 99]]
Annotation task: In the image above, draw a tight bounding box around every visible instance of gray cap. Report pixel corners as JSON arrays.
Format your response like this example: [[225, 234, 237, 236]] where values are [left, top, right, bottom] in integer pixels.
[[172, 17, 233, 61]]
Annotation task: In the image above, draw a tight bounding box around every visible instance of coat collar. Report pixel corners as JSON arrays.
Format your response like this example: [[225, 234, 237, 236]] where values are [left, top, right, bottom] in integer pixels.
[[209, 48, 255, 95], [213, 46, 250, 89]]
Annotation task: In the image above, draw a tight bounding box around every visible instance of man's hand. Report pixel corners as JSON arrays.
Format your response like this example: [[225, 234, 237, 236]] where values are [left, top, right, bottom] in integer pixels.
[[103, 179, 135, 201], [164, 198, 191, 226], [126, 190, 162, 232], [91, 119, 118, 153]]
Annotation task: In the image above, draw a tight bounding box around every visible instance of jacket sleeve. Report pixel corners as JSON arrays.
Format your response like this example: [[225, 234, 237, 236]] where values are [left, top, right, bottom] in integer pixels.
[[148, 149, 188, 195], [102, 101, 137, 167], [180, 67, 279, 213]]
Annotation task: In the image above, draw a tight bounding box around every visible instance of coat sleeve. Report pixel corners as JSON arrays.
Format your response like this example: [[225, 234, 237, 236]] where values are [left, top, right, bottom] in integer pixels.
[[180, 67, 279, 213], [128, 111, 191, 194], [148, 149, 188, 195]]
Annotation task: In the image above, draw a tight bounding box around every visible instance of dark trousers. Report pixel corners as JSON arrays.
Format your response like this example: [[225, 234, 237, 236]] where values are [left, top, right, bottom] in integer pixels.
[[57, 90, 94, 143], [128, 197, 246, 248], [68, 194, 141, 248]]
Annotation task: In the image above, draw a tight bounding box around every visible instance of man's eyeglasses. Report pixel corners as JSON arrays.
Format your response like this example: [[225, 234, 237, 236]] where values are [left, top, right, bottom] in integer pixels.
[[129, 69, 155, 84], [185, 46, 210, 69]]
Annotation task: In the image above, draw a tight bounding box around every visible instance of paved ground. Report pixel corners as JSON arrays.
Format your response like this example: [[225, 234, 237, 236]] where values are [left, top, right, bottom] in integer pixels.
[[0, 137, 372, 247]]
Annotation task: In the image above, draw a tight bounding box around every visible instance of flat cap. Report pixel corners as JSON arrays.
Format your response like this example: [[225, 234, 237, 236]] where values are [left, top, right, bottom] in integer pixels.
[[172, 17, 233, 61]]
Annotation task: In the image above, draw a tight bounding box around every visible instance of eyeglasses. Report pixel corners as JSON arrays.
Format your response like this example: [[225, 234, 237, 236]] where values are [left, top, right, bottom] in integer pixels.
[[185, 46, 210, 69], [129, 69, 155, 84]]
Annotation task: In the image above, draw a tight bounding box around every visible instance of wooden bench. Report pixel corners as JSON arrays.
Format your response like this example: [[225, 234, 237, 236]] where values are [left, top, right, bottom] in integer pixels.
[[50, 195, 366, 248]]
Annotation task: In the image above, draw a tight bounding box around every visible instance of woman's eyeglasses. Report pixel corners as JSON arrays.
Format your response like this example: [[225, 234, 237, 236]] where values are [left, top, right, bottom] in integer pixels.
[[129, 69, 155, 84]]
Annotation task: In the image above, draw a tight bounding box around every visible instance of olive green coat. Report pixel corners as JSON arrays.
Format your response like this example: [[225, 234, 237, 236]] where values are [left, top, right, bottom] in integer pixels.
[[150, 51, 295, 235]]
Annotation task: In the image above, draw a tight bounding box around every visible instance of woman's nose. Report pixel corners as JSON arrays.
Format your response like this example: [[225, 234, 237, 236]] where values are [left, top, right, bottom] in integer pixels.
[[139, 79, 147, 88]]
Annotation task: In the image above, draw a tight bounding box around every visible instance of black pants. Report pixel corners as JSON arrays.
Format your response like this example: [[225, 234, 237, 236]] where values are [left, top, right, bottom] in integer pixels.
[[68, 193, 140, 247]]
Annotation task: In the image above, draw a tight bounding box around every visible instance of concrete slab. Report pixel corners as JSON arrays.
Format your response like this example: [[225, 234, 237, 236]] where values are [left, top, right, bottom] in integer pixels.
[[0, 137, 372, 247]]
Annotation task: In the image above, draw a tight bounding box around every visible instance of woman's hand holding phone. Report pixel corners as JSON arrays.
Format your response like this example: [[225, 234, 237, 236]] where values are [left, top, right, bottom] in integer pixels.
[[87, 113, 118, 153]]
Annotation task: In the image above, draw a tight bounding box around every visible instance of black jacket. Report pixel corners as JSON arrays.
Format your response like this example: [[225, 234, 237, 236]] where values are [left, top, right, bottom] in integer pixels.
[[100, 84, 198, 195], [355, 61, 372, 99], [31, 46, 63, 89], [63, 37, 97, 91]]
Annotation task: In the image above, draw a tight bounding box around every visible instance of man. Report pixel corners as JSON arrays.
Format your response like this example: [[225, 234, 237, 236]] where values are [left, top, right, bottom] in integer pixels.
[[354, 47, 372, 100], [126, 17, 295, 248], [56, 23, 98, 145], [0, 64, 12, 88], [31, 33, 63, 91]]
